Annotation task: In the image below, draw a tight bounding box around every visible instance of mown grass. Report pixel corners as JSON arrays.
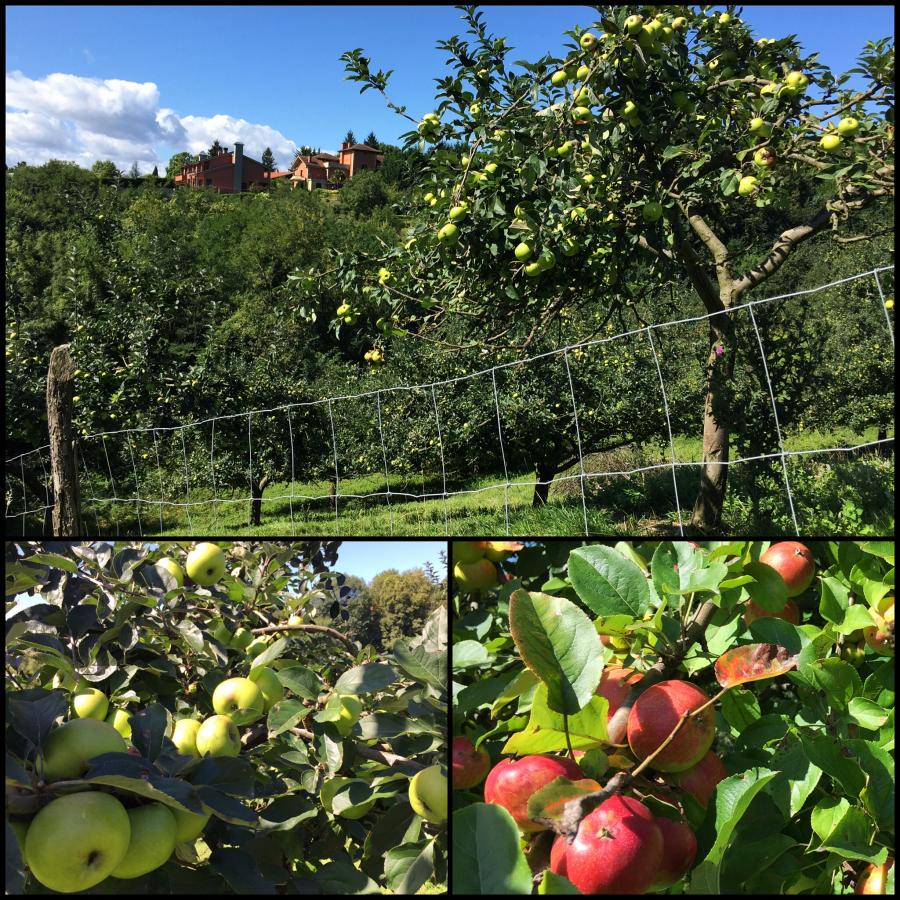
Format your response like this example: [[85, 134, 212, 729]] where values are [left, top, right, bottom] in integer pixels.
[[80, 426, 893, 537]]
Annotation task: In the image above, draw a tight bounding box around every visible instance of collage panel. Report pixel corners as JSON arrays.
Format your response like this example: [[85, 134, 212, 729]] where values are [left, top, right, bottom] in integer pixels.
[[5, 540, 448, 894], [451, 539, 894, 895]]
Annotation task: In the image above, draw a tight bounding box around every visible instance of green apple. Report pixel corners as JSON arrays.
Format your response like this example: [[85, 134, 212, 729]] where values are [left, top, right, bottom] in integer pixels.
[[336, 302, 351, 317], [106, 708, 132, 740], [230, 626, 253, 651], [196, 715, 241, 758], [408, 765, 448, 824], [377, 267, 392, 285], [785, 70, 808, 90], [672, 91, 692, 112], [538, 249, 556, 271], [718, 12, 731, 25], [448, 203, 468, 222], [210, 621, 232, 645], [9, 817, 29, 862], [111, 802, 177, 879], [514, 241, 534, 261], [156, 557, 184, 587], [572, 106, 593, 122], [642, 200, 664, 222], [524, 261, 543, 277], [576, 64, 590, 81], [287, 614, 302, 626], [582, 173, 595, 185], [438, 222, 459, 243], [245, 635, 272, 656], [749, 117, 766, 133], [321, 776, 377, 819], [484, 161, 499, 176], [837, 116, 859, 135], [26, 792, 131, 893], [550, 70, 569, 87], [738, 175, 759, 196], [672, 16, 687, 31], [580, 32, 598, 51], [753, 147, 776, 168], [73, 687, 109, 721], [561, 238, 579, 256], [574, 86, 591, 105], [557, 140, 573, 157], [249, 666, 284, 711], [41, 718, 128, 782], [171, 718, 201, 757], [779, 84, 799, 99], [820, 133, 842, 152], [212, 677, 265, 725], [624, 14, 643, 35], [468, 102, 481, 117], [622, 100, 638, 118], [334, 693, 364, 737], [171, 806, 210, 843], [185, 543, 226, 586]]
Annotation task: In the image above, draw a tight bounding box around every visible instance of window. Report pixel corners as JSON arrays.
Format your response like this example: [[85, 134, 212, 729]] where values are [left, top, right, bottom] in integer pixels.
[[206, 178, 212, 186]]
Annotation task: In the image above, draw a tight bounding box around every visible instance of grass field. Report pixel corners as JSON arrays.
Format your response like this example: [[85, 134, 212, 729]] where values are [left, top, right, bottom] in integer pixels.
[[77, 426, 894, 537]]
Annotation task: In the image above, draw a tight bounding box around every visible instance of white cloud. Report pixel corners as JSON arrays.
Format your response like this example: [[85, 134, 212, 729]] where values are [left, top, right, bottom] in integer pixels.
[[5, 70, 298, 172]]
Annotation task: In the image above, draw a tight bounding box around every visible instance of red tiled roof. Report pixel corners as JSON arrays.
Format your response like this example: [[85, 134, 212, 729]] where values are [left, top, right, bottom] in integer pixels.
[[345, 143, 379, 152]]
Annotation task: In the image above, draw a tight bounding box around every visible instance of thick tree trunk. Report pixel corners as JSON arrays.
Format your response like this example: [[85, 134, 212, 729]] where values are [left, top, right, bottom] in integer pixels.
[[249, 474, 271, 526], [691, 317, 736, 531], [46, 344, 82, 535], [532, 462, 556, 508]]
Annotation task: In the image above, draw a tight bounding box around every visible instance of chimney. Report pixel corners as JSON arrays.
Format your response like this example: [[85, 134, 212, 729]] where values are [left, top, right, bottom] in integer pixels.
[[233, 142, 243, 193], [341, 141, 349, 151]]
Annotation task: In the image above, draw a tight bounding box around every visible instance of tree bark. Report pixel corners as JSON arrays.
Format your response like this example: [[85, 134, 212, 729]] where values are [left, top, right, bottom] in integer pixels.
[[46, 345, 82, 535], [532, 461, 563, 507], [249, 474, 271, 526]]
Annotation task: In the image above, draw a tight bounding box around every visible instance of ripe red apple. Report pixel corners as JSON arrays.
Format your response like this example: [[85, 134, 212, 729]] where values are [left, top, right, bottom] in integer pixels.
[[452, 735, 490, 789], [627, 680, 715, 773], [553, 794, 664, 894], [856, 857, 893, 894], [597, 666, 642, 722], [484, 755, 584, 832], [649, 816, 698, 890], [669, 749, 727, 806], [743, 597, 801, 626], [760, 541, 815, 596]]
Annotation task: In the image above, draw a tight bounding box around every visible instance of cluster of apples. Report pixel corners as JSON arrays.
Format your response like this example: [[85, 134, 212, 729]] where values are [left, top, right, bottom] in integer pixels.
[[742, 540, 816, 625], [454, 675, 724, 893], [452, 540, 523, 593]]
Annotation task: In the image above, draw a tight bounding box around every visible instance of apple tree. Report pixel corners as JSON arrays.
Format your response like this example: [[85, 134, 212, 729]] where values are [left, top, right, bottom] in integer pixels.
[[5, 540, 447, 894], [295, 5, 895, 529], [451, 538, 894, 894]]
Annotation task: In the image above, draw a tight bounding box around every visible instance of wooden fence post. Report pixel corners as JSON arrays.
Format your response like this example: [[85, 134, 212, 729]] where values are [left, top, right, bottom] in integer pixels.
[[47, 344, 82, 535]]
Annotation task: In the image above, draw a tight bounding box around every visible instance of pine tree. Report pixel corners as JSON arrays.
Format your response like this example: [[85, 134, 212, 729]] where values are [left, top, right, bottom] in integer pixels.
[[261, 147, 275, 172], [364, 131, 379, 149], [151, 165, 159, 177], [343, 129, 356, 146], [128, 161, 140, 178], [209, 139, 223, 157]]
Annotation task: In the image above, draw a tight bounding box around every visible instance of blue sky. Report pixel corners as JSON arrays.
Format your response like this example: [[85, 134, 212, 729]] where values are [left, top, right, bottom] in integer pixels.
[[5, 5, 894, 172]]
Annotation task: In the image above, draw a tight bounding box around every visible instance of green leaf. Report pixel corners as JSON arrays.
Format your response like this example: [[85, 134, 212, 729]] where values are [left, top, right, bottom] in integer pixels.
[[568, 545, 652, 615], [508, 590, 603, 715], [452, 803, 533, 894], [334, 663, 398, 695]]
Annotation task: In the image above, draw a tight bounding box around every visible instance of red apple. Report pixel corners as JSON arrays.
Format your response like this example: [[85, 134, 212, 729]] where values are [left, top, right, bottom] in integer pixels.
[[597, 666, 642, 722], [856, 857, 893, 894], [627, 680, 715, 773], [484, 755, 584, 832], [743, 598, 801, 626], [760, 541, 815, 597], [863, 600, 894, 656], [669, 750, 727, 806], [555, 794, 664, 894], [649, 816, 698, 890], [452, 735, 490, 789]]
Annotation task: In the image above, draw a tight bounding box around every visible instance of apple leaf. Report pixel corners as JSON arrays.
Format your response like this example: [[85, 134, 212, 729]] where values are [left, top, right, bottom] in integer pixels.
[[714, 644, 798, 687], [508, 590, 603, 714], [540, 869, 582, 894], [334, 662, 398, 695], [452, 803, 533, 895], [568, 544, 652, 616], [741, 561, 789, 610]]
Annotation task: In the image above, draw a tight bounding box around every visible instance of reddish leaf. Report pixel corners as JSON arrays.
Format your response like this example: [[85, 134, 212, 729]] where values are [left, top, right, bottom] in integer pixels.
[[714, 644, 798, 687]]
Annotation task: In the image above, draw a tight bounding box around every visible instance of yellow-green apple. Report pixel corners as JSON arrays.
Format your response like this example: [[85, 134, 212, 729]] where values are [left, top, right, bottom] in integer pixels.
[[484, 162, 498, 175], [408, 765, 448, 824], [249, 666, 284, 711], [538, 249, 556, 270], [669, 749, 727, 806], [110, 802, 177, 879], [210, 621, 232, 645], [171, 718, 202, 757], [863, 599, 894, 656], [556, 141, 573, 158], [785, 70, 809, 90], [105, 709, 131, 740], [550, 795, 663, 893], [185, 543, 226, 586], [484, 755, 584, 831], [820, 133, 842, 152], [377, 267, 392, 285], [287, 614, 302, 626], [449, 203, 468, 222], [321, 776, 376, 819], [580, 32, 598, 51], [753, 147, 776, 168], [627, 680, 715, 772], [156, 557, 184, 587], [212, 677, 265, 726], [452, 735, 490, 789], [760, 542, 815, 596], [454, 558, 499, 593], [738, 175, 759, 197], [73, 687, 109, 721], [514, 242, 534, 261], [718, 12, 731, 24], [672, 16, 687, 31], [576, 64, 590, 81], [649, 816, 698, 890], [171, 806, 211, 842], [9, 817, 29, 862], [41, 718, 127, 782], [196, 715, 241, 758], [624, 14, 643, 35], [438, 223, 459, 244], [643, 201, 663, 222], [550, 70, 568, 87], [524, 261, 543, 277], [856, 857, 894, 894], [245, 634, 272, 657], [748, 117, 769, 135], [334, 694, 363, 737], [837, 116, 859, 135], [230, 626, 253, 651], [25, 792, 132, 892], [572, 106, 593, 122]]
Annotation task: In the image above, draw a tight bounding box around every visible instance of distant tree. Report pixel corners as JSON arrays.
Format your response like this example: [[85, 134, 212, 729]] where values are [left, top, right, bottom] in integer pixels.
[[91, 159, 120, 180], [209, 139, 223, 157], [342, 575, 380, 647], [260, 147, 275, 172], [364, 131, 379, 149], [166, 152, 193, 179], [342, 129, 356, 146], [338, 169, 389, 216], [366, 569, 445, 650], [151, 165, 159, 178], [298, 145, 320, 157], [128, 161, 141, 178], [377, 143, 427, 188]]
